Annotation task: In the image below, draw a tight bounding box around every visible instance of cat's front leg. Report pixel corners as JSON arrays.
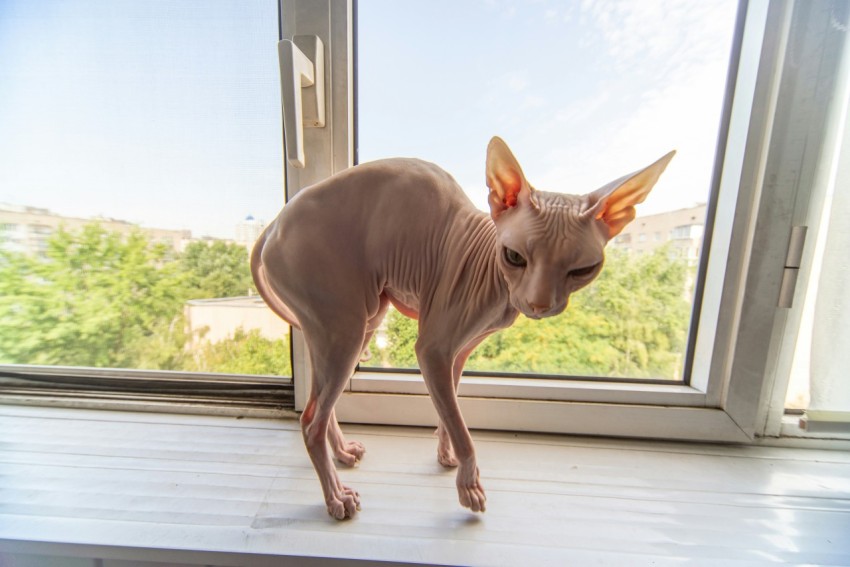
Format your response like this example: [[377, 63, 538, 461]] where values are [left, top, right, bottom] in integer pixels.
[[435, 332, 493, 469], [416, 339, 486, 513]]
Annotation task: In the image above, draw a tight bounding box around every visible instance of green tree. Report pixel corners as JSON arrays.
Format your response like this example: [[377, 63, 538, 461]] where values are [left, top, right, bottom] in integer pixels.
[[370, 247, 691, 380], [179, 240, 255, 299], [123, 313, 192, 371], [383, 308, 419, 368], [0, 224, 185, 367], [469, 247, 690, 378], [188, 327, 291, 376], [0, 224, 289, 376]]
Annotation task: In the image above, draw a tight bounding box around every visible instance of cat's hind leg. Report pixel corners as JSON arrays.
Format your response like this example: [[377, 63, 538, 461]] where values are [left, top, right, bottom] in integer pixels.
[[326, 294, 388, 467], [328, 408, 365, 467], [300, 318, 367, 520]]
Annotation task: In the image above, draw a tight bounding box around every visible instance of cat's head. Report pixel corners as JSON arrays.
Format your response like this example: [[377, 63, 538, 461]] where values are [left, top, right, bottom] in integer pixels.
[[485, 136, 675, 319]]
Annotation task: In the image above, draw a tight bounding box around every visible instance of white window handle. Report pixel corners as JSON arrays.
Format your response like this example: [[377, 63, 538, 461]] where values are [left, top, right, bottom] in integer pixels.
[[278, 35, 325, 168]]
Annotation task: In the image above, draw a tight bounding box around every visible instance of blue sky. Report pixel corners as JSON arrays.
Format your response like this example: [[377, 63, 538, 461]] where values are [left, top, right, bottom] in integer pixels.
[[0, 0, 282, 238], [0, 0, 737, 239], [357, 0, 739, 212]]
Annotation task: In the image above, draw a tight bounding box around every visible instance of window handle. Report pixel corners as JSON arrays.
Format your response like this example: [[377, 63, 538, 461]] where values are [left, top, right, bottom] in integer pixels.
[[278, 35, 325, 168]]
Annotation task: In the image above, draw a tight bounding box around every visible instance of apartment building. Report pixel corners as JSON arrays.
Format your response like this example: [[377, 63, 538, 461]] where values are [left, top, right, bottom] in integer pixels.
[[608, 204, 708, 265], [235, 214, 266, 252], [0, 203, 191, 256]]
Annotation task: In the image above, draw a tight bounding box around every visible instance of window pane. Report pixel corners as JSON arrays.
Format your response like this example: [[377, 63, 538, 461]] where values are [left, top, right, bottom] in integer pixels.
[[357, 0, 738, 380], [0, 1, 290, 376]]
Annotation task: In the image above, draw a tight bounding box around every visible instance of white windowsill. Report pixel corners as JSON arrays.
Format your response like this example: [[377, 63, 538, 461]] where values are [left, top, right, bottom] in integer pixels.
[[2, 405, 849, 566]]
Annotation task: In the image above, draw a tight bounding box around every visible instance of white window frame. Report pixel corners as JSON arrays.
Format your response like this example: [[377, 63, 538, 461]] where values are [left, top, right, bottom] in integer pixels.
[[282, 0, 848, 442]]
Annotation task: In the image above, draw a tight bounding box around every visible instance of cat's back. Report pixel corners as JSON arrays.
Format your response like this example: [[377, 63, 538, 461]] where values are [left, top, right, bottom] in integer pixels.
[[266, 157, 481, 287], [285, 157, 472, 221]]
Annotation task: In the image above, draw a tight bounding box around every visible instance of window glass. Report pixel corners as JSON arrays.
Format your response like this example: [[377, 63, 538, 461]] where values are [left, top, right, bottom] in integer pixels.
[[357, 0, 738, 381], [0, 1, 290, 376]]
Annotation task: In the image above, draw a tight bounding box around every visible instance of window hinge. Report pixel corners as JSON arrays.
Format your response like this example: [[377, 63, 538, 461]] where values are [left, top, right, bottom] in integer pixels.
[[778, 225, 807, 308]]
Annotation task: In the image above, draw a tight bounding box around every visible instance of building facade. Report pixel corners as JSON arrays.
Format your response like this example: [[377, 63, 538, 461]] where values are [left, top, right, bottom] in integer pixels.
[[235, 215, 266, 252], [608, 204, 708, 265], [0, 204, 191, 256], [184, 296, 290, 347]]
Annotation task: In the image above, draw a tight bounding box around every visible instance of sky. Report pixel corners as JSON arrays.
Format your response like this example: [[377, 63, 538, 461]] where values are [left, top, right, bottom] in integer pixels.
[[0, 0, 738, 240]]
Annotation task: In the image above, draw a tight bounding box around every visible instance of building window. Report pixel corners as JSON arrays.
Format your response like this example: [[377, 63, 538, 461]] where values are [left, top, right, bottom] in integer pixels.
[[671, 225, 695, 240]]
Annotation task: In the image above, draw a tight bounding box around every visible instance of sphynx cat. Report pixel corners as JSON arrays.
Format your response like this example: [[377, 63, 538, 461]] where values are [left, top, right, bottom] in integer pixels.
[[251, 137, 674, 520]]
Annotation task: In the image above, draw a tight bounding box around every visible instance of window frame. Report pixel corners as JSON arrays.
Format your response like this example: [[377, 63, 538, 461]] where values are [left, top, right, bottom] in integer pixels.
[[281, 0, 847, 442], [2, 0, 844, 443]]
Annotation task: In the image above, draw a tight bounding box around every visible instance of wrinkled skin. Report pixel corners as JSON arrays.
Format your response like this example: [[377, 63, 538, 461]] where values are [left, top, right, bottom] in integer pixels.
[[252, 137, 674, 519]]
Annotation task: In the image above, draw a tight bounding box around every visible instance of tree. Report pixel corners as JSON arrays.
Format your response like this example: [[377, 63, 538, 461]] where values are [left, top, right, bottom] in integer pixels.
[[370, 247, 692, 380], [0, 224, 289, 377], [188, 327, 292, 376], [381, 308, 419, 368], [0, 222, 686, 380], [0, 224, 185, 367], [180, 240, 255, 299]]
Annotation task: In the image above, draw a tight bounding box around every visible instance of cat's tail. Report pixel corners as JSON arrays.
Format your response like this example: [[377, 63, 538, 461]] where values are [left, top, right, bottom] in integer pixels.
[[250, 225, 302, 330]]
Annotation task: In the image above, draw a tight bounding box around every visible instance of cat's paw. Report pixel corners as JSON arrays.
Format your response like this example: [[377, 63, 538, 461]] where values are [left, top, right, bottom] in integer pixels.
[[327, 484, 360, 520], [435, 425, 459, 468], [457, 464, 486, 513], [359, 347, 372, 363], [438, 448, 459, 468], [333, 440, 366, 467]]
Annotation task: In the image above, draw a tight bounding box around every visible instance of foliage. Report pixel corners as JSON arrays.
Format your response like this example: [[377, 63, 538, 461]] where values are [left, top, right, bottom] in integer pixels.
[[180, 240, 255, 299], [187, 327, 292, 376], [1, 223, 688, 380], [369, 247, 692, 380], [383, 308, 420, 369], [0, 224, 288, 376], [0, 225, 185, 367]]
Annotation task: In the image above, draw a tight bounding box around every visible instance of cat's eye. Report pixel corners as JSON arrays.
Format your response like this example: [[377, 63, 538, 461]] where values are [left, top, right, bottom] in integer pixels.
[[569, 262, 601, 278], [503, 247, 527, 268]]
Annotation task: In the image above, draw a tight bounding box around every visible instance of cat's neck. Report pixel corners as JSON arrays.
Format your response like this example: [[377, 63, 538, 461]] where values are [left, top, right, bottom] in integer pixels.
[[446, 209, 517, 324]]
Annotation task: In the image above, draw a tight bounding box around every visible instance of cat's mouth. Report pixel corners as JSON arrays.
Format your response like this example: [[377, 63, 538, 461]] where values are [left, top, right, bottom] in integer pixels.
[[518, 301, 567, 320]]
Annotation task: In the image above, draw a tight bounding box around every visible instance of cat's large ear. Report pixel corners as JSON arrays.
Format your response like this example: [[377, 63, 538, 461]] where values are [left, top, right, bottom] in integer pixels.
[[486, 136, 538, 220], [584, 150, 676, 239]]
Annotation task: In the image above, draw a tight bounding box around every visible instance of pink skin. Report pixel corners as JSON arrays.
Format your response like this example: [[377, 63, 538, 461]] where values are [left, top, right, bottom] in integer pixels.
[[252, 137, 674, 519]]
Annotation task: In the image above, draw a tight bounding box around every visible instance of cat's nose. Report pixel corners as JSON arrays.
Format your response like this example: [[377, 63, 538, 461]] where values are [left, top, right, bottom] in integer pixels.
[[529, 302, 551, 315]]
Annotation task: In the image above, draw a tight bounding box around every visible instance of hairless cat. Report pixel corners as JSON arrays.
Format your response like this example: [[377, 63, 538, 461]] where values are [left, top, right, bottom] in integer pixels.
[[251, 137, 674, 519]]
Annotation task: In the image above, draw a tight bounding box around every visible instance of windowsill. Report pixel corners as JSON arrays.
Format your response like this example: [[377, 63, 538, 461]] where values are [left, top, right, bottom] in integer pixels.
[[352, 371, 702, 405], [2, 405, 849, 566], [779, 413, 850, 442]]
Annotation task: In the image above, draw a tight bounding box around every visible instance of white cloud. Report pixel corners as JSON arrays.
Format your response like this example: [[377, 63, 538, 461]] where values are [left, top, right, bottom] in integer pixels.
[[521, 94, 546, 110], [506, 73, 528, 92], [554, 91, 610, 127], [529, 0, 738, 213], [579, 0, 734, 72]]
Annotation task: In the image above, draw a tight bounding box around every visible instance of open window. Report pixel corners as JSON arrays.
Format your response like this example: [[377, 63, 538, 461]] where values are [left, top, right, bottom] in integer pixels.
[[281, 0, 850, 442], [2, 0, 847, 441]]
